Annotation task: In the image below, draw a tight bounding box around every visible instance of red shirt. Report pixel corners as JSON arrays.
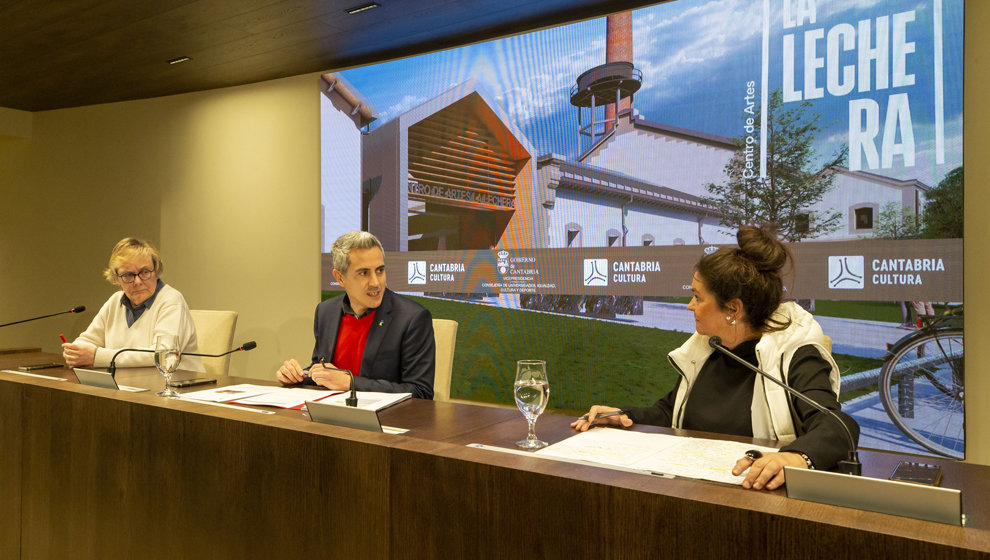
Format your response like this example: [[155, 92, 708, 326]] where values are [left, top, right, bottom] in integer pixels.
[[332, 309, 377, 376]]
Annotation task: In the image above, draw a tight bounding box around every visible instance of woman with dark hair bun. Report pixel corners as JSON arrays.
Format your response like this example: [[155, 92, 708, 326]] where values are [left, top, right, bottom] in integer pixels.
[[572, 225, 859, 491]]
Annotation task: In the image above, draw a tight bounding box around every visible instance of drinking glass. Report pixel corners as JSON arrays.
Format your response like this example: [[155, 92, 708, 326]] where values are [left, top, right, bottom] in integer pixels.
[[154, 334, 182, 398], [514, 359, 550, 449]]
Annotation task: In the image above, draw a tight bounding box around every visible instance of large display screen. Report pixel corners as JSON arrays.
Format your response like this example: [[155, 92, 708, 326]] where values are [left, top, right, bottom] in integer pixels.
[[320, 0, 964, 459]]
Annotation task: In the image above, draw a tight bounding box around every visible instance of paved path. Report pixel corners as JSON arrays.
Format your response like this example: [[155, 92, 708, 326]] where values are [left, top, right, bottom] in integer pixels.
[[624, 301, 912, 359]]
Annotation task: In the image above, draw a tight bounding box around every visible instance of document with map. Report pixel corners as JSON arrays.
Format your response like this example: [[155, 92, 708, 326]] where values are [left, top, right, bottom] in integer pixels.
[[181, 383, 337, 408], [535, 428, 778, 485]]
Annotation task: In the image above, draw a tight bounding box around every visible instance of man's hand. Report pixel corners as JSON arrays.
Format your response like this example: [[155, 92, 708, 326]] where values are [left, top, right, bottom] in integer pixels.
[[276, 358, 307, 384], [308, 363, 352, 391], [62, 342, 95, 368]]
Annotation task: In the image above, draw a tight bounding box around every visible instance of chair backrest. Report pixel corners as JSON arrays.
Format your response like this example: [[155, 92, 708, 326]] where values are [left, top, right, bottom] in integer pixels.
[[189, 310, 239, 376], [431, 318, 459, 402]]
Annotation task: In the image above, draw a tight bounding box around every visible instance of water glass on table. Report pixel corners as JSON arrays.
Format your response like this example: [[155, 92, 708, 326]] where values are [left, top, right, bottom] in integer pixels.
[[514, 359, 550, 450]]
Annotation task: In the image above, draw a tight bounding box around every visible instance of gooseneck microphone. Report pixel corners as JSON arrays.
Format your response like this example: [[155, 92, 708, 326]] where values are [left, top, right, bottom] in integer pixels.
[[107, 347, 153, 375], [708, 336, 862, 476], [107, 341, 258, 375], [182, 341, 258, 358], [1, 305, 86, 328], [344, 369, 358, 407]]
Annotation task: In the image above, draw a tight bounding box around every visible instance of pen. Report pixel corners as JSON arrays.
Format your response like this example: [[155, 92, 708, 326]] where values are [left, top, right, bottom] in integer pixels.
[[578, 409, 627, 422], [302, 356, 330, 378], [59, 334, 68, 343]]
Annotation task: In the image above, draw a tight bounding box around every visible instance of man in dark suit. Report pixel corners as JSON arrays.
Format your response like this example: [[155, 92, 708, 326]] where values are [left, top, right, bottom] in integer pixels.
[[276, 231, 435, 399]]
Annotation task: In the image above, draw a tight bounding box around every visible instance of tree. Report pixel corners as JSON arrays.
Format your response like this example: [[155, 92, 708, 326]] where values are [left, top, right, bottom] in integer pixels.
[[921, 166, 963, 239], [703, 90, 846, 242], [873, 202, 922, 240]]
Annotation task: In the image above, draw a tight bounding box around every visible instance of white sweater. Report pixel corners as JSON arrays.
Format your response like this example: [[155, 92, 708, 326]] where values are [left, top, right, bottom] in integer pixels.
[[74, 284, 204, 372]]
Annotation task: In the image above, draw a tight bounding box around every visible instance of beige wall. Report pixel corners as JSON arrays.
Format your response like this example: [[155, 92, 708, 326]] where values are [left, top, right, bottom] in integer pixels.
[[0, 73, 322, 381], [963, 3, 988, 466], [0, 3, 987, 464]]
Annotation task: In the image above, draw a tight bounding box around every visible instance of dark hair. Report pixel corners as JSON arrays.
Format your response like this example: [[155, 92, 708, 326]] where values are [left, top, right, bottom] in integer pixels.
[[695, 224, 792, 332]]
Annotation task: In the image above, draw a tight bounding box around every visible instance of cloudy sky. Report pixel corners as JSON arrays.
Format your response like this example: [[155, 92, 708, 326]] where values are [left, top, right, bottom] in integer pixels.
[[337, 0, 963, 187]]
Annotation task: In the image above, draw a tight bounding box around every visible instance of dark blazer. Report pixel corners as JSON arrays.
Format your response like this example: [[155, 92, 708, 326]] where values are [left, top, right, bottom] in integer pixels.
[[308, 288, 435, 399]]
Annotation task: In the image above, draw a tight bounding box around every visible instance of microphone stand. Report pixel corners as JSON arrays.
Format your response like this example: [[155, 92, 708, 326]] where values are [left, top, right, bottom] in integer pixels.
[[109, 342, 257, 375], [107, 348, 153, 376], [183, 341, 258, 358], [709, 336, 861, 476], [344, 370, 358, 407], [1, 305, 87, 328]]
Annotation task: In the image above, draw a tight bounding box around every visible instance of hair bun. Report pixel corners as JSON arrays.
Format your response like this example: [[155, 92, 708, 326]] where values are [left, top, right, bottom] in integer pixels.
[[736, 224, 788, 273]]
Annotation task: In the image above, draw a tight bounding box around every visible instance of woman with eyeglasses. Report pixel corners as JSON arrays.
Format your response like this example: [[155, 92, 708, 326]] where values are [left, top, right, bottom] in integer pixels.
[[62, 237, 203, 371]]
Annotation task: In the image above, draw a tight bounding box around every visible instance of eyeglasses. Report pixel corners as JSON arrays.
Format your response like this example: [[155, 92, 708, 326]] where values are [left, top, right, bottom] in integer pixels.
[[117, 269, 155, 284]]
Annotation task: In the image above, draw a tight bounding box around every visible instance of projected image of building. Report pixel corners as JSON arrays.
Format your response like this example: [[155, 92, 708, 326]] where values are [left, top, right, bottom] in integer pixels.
[[360, 80, 544, 252], [540, 108, 931, 248], [320, 73, 378, 252], [540, 11, 930, 249]]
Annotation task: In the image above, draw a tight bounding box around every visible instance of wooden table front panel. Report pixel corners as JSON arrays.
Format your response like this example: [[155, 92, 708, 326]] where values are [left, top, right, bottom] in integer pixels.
[[2, 352, 990, 559]]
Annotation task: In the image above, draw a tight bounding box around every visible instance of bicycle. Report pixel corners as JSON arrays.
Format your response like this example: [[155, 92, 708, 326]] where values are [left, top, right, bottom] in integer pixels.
[[878, 306, 964, 459]]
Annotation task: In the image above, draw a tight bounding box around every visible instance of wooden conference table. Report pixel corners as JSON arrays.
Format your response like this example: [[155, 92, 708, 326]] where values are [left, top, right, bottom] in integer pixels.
[[2, 351, 989, 559]]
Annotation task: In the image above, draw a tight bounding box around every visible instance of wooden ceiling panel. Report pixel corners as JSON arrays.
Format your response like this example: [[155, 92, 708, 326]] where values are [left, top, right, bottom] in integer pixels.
[[0, 0, 655, 111]]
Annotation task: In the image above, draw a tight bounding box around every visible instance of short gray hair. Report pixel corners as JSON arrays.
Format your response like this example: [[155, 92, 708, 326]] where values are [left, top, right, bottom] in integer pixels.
[[331, 231, 384, 274]]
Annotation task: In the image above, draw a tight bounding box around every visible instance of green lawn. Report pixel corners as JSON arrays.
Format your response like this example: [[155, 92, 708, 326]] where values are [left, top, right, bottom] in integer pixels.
[[321, 291, 883, 411]]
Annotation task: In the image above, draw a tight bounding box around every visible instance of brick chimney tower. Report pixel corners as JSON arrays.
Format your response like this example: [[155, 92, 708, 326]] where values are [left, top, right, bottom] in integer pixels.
[[569, 11, 640, 152], [605, 12, 633, 128]]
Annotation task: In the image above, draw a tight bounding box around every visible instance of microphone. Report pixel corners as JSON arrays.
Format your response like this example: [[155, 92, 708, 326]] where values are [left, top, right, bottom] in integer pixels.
[[344, 369, 358, 407], [708, 336, 861, 476], [1, 305, 86, 328], [107, 347, 153, 375], [182, 341, 257, 358], [108, 341, 257, 374]]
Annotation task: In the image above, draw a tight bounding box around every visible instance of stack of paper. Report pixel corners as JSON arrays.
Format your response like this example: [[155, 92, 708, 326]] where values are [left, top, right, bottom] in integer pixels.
[[180, 384, 412, 412], [310, 391, 411, 411], [535, 428, 778, 485], [182, 383, 338, 409]]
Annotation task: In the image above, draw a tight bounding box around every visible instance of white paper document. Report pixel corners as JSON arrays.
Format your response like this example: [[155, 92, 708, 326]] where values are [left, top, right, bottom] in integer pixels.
[[178, 384, 409, 411], [535, 428, 778, 485], [3, 369, 68, 381], [310, 391, 412, 412], [232, 387, 340, 408], [179, 383, 276, 403]]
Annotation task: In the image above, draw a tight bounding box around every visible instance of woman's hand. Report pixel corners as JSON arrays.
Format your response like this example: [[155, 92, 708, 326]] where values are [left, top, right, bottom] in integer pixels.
[[732, 451, 809, 490], [570, 405, 633, 432]]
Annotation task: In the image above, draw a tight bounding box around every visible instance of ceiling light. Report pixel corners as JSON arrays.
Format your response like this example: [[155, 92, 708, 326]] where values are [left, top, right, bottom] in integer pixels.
[[167, 56, 192, 65], [345, 2, 380, 15]]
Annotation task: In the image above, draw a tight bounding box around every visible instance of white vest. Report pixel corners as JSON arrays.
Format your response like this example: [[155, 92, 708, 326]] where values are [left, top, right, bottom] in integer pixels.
[[666, 302, 840, 443]]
